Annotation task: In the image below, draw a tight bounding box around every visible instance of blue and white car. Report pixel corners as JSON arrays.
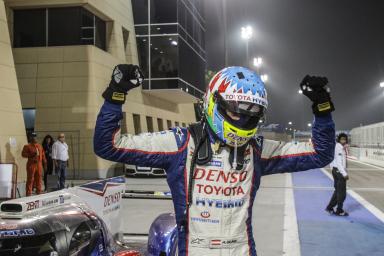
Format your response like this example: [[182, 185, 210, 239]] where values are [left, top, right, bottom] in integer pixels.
[[0, 177, 144, 256]]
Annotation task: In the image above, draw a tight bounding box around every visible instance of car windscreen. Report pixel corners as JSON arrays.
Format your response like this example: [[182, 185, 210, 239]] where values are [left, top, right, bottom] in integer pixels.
[[0, 232, 58, 256]]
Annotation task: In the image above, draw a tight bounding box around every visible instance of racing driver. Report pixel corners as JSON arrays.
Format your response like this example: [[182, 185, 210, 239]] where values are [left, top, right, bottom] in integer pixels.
[[94, 65, 335, 256]]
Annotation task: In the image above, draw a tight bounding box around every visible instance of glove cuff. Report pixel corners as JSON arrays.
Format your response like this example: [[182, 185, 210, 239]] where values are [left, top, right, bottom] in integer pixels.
[[102, 86, 127, 105], [312, 100, 335, 116]]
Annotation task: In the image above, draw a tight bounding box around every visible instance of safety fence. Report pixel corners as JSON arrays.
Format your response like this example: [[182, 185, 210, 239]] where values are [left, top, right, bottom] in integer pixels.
[[348, 146, 384, 167]]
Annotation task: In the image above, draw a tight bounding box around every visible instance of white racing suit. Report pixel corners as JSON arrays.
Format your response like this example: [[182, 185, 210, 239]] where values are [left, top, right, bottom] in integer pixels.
[[94, 101, 335, 256]]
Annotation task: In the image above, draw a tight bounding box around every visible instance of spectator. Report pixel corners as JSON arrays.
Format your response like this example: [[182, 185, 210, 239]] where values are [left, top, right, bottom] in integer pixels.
[[326, 133, 349, 216], [22, 132, 46, 196], [52, 133, 69, 190], [42, 135, 54, 191]]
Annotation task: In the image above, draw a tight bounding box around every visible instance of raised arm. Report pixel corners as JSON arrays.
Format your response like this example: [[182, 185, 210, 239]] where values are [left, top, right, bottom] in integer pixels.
[[261, 114, 335, 175], [93, 64, 189, 170], [260, 75, 336, 176], [94, 101, 189, 169]]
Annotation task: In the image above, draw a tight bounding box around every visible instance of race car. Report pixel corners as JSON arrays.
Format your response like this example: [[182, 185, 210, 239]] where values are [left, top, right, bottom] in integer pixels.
[[0, 177, 143, 256], [147, 213, 178, 256]]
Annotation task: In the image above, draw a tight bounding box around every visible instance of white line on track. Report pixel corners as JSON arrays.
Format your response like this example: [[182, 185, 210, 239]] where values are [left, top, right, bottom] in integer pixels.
[[292, 186, 384, 192], [342, 168, 384, 171], [347, 158, 384, 171], [320, 168, 384, 223], [259, 185, 384, 191], [347, 190, 384, 223], [283, 173, 301, 256]]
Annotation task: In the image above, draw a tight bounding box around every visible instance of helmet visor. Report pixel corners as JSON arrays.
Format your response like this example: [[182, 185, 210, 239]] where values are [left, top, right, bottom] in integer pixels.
[[215, 92, 265, 118], [215, 104, 262, 130]]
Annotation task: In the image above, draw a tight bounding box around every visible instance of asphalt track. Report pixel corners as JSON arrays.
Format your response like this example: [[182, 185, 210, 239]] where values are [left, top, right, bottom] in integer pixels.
[[293, 169, 384, 256], [325, 159, 384, 212], [122, 159, 384, 256]]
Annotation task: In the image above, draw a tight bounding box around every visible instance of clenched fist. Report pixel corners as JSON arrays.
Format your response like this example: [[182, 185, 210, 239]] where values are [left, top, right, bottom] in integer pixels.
[[102, 64, 144, 104]]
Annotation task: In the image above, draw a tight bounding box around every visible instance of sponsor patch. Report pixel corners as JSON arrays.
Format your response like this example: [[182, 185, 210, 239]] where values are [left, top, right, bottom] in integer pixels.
[[195, 197, 245, 209], [0, 228, 35, 238], [223, 93, 267, 107], [200, 210, 210, 218], [113, 66, 123, 83], [0, 224, 18, 230], [210, 239, 222, 247], [195, 184, 245, 196], [26, 200, 40, 211], [191, 237, 205, 245], [207, 160, 222, 167], [191, 217, 219, 224], [255, 136, 263, 147], [209, 239, 238, 249], [112, 92, 125, 102], [191, 210, 220, 224], [175, 127, 184, 141], [42, 198, 59, 207], [317, 102, 331, 111]]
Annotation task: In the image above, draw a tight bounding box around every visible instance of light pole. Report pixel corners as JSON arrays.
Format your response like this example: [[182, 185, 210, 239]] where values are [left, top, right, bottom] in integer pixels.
[[241, 26, 253, 66], [253, 57, 263, 73], [288, 121, 295, 141], [381, 82, 384, 120]]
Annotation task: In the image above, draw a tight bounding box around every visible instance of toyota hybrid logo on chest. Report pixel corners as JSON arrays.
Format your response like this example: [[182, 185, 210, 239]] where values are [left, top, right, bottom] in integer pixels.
[[200, 211, 210, 218]]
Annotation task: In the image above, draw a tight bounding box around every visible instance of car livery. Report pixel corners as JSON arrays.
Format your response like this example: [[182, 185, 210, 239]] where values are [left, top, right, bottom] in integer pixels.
[[0, 177, 142, 256]]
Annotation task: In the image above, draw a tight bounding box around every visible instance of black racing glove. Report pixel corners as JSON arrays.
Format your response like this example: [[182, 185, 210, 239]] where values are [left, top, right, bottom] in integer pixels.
[[102, 64, 144, 104], [300, 75, 335, 116]]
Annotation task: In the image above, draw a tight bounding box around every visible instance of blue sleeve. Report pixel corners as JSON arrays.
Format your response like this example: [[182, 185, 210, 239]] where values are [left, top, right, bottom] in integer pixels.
[[93, 101, 189, 170], [260, 114, 335, 175]]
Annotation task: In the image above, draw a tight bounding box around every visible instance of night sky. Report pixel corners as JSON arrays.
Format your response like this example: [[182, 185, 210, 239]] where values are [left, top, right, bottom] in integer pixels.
[[204, 0, 384, 130]]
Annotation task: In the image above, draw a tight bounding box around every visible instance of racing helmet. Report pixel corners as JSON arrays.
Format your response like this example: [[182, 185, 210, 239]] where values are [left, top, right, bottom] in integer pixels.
[[204, 66, 268, 147]]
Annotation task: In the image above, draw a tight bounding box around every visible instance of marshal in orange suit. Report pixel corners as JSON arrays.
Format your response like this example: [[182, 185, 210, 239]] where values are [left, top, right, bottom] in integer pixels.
[[22, 133, 47, 196]]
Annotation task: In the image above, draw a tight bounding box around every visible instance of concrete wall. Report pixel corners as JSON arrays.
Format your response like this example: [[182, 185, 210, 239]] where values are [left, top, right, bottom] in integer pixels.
[[0, 0, 27, 186], [5, 0, 196, 179], [348, 146, 384, 168], [259, 131, 291, 142]]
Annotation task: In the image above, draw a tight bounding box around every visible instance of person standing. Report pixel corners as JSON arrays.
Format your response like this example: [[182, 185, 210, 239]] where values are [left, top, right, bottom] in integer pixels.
[[94, 65, 336, 255], [22, 133, 46, 196], [326, 133, 349, 216], [52, 133, 69, 190], [42, 135, 54, 191]]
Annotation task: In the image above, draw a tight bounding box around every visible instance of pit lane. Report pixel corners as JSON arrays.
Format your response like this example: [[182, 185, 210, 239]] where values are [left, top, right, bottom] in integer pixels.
[[121, 174, 288, 256], [120, 159, 384, 256]]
